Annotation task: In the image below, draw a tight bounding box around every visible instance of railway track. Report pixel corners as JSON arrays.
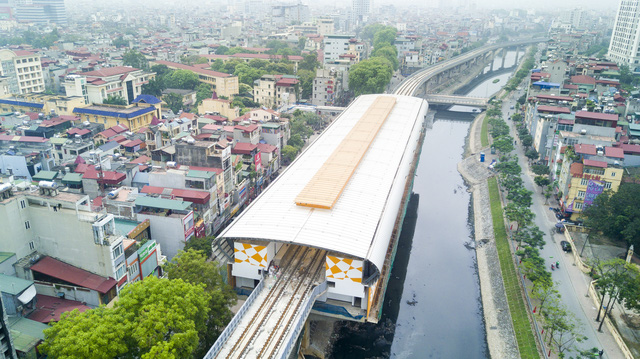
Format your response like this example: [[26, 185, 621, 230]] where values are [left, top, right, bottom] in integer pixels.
[[217, 246, 326, 359]]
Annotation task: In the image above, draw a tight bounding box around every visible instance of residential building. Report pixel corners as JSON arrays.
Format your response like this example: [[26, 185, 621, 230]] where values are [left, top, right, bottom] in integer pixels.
[[608, 0, 640, 71], [312, 68, 340, 106], [151, 61, 239, 98], [73, 101, 161, 132], [198, 95, 240, 119], [0, 49, 44, 94], [271, 3, 310, 26], [0, 296, 17, 359], [63, 66, 155, 105], [323, 35, 355, 64], [317, 18, 334, 35], [557, 145, 624, 220], [0, 94, 85, 117], [0, 184, 124, 300], [253, 74, 299, 109], [0, 135, 54, 180]]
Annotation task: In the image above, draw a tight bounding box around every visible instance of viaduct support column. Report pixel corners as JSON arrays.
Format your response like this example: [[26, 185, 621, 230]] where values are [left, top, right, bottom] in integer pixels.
[[501, 48, 507, 69]]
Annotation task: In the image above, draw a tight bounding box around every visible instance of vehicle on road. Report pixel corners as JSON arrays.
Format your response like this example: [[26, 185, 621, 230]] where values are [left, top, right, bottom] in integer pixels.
[[560, 240, 572, 252]]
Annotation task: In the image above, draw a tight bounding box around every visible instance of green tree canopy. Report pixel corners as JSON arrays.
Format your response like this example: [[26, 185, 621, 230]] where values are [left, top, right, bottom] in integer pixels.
[[348, 57, 393, 96], [373, 28, 397, 49], [299, 52, 320, 72], [215, 45, 229, 55], [505, 203, 535, 232], [165, 69, 200, 90], [583, 183, 640, 247], [282, 145, 299, 165], [163, 92, 184, 114], [39, 277, 210, 359], [102, 95, 127, 106], [164, 250, 236, 356], [361, 23, 386, 41], [112, 35, 129, 48], [531, 164, 549, 176], [196, 83, 213, 106], [122, 49, 148, 70], [372, 45, 399, 71]]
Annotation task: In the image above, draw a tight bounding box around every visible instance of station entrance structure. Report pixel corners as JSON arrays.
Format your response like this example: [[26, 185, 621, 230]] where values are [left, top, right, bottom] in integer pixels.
[[205, 94, 428, 358]]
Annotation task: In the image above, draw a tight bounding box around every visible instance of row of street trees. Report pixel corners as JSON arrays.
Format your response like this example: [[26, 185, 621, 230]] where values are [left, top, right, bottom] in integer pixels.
[[349, 24, 398, 96], [39, 249, 236, 359], [487, 102, 600, 357], [280, 110, 326, 165]]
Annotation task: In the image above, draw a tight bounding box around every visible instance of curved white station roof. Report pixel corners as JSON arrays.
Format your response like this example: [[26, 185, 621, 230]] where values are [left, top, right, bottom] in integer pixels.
[[219, 94, 429, 274]]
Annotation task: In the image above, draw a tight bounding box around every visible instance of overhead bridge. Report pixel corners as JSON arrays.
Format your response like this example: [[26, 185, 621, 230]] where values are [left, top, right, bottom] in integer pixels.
[[423, 94, 489, 108]]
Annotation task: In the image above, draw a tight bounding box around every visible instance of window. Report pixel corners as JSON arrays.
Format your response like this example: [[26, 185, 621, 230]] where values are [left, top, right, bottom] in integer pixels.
[[25, 221, 30, 229], [112, 244, 123, 259], [328, 281, 336, 288], [28, 241, 35, 251], [605, 181, 612, 189], [20, 199, 26, 209], [128, 264, 139, 277], [611, 172, 616, 177], [115, 264, 127, 280], [577, 191, 585, 199], [580, 178, 588, 186], [574, 202, 583, 210]]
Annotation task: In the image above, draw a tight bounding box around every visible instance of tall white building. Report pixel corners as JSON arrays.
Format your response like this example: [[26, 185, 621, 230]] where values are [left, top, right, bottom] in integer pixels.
[[0, 49, 44, 95], [351, 0, 371, 28], [609, 0, 640, 71]]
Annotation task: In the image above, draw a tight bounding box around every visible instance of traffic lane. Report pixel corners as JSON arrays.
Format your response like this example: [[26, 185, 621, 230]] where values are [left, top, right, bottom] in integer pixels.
[[507, 120, 604, 352]]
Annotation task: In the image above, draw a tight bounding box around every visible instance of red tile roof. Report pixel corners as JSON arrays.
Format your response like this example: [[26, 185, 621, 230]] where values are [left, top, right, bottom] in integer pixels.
[[536, 94, 573, 102], [30, 256, 117, 294], [232, 142, 258, 155], [153, 60, 232, 78], [257, 143, 277, 153], [537, 105, 571, 114], [571, 75, 596, 85], [583, 159, 608, 168], [621, 143, 640, 154], [185, 165, 223, 174], [570, 162, 583, 176], [80, 66, 140, 77], [230, 53, 304, 61], [82, 168, 126, 184], [235, 124, 259, 133], [574, 143, 597, 155], [141, 185, 210, 205], [575, 111, 618, 122], [27, 294, 91, 324], [0, 135, 48, 143], [604, 146, 624, 159], [130, 155, 150, 164]]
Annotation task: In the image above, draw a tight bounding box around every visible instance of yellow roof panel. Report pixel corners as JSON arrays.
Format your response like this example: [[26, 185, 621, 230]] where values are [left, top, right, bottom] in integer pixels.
[[295, 96, 396, 209]]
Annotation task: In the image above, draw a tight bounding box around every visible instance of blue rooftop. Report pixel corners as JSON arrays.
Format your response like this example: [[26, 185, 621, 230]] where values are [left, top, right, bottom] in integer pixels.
[[99, 140, 120, 151], [73, 105, 155, 119], [0, 99, 44, 109], [532, 81, 561, 88], [133, 95, 162, 105]]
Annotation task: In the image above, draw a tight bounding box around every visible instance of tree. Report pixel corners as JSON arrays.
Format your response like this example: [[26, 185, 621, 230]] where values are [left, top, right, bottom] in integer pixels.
[[164, 250, 236, 356], [297, 69, 315, 100], [122, 49, 148, 69], [151, 64, 171, 77], [520, 134, 533, 149], [282, 145, 298, 165], [288, 134, 304, 149], [184, 235, 214, 258], [495, 159, 521, 176], [534, 175, 551, 190], [39, 277, 210, 359], [142, 78, 165, 97], [196, 83, 213, 106], [372, 45, 399, 71], [348, 57, 394, 96], [544, 186, 553, 205], [373, 28, 397, 49], [215, 45, 229, 55], [500, 174, 523, 192], [531, 164, 549, 176], [507, 187, 533, 207], [525, 148, 539, 162], [361, 23, 386, 41], [532, 281, 559, 316], [163, 92, 184, 113], [504, 203, 535, 232], [299, 52, 320, 71], [513, 226, 546, 249], [545, 303, 588, 358], [493, 136, 515, 154], [511, 113, 523, 122], [583, 183, 640, 248], [165, 69, 200, 90], [112, 35, 128, 48], [102, 95, 127, 105], [594, 259, 640, 332]]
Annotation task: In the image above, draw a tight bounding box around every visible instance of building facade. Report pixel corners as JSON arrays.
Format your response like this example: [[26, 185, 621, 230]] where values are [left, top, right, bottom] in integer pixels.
[[0, 50, 44, 95], [608, 0, 640, 71], [63, 66, 155, 105]]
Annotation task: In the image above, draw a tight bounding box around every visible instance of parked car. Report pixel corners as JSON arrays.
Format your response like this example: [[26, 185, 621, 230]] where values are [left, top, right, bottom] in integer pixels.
[[560, 240, 572, 252]]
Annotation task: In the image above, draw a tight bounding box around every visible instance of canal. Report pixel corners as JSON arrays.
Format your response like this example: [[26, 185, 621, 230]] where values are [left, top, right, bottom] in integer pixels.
[[330, 50, 520, 358]]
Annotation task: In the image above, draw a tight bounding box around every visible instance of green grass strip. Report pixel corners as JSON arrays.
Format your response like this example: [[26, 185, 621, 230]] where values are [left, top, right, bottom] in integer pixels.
[[480, 115, 489, 147], [488, 177, 541, 359]]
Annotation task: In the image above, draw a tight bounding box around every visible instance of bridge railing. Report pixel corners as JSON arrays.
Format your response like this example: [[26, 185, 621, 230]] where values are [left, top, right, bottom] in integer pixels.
[[203, 278, 267, 359], [278, 281, 328, 359]]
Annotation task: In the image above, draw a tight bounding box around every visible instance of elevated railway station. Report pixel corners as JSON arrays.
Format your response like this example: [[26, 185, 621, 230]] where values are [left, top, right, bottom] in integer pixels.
[[206, 94, 428, 358]]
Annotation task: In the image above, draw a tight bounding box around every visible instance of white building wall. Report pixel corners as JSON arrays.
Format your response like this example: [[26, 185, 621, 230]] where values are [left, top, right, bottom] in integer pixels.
[[136, 213, 185, 260], [325, 255, 365, 304]]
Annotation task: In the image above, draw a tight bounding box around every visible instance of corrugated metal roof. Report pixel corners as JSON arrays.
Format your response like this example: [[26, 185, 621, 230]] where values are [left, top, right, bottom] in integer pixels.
[[30, 256, 116, 294], [219, 95, 428, 274], [61, 173, 83, 184], [135, 196, 192, 211], [0, 274, 33, 295], [74, 105, 155, 119], [32, 170, 58, 181]]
